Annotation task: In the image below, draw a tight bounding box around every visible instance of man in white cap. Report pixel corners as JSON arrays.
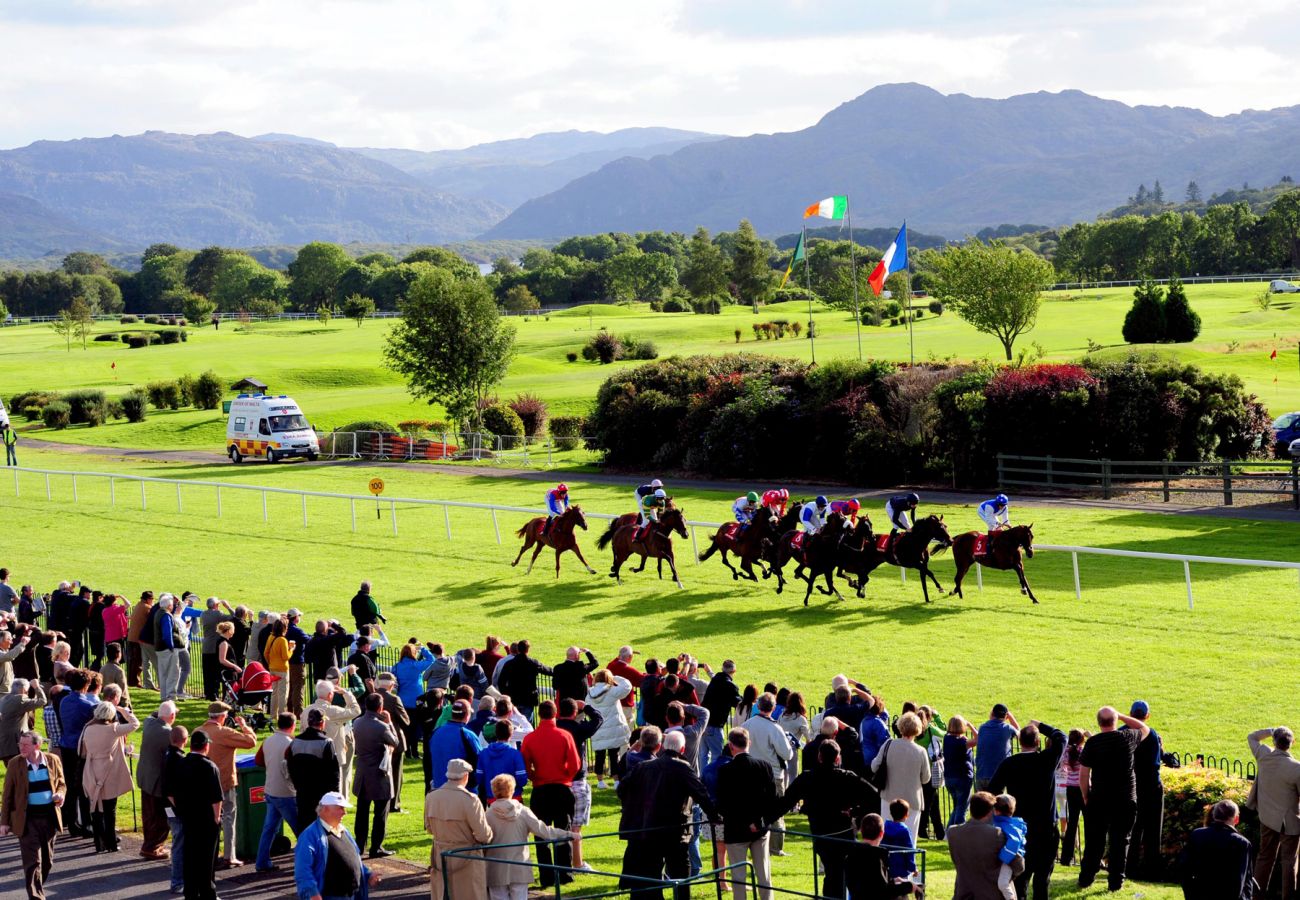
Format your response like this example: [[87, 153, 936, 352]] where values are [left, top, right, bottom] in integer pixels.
[[307, 676, 361, 793], [293, 790, 380, 900], [426, 757, 493, 900]]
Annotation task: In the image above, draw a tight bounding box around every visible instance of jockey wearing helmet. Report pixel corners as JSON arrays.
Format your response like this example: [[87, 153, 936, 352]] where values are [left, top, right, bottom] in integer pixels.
[[733, 491, 760, 532], [884, 492, 920, 563], [799, 496, 830, 534], [761, 488, 790, 517], [977, 493, 1011, 531], [828, 498, 861, 523], [543, 483, 569, 534], [638, 488, 668, 535], [635, 479, 665, 523]]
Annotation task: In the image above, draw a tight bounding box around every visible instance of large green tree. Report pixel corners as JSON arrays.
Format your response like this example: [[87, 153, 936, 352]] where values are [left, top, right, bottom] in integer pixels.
[[680, 227, 729, 298], [211, 255, 287, 313], [287, 242, 352, 311], [1162, 275, 1201, 342], [1121, 277, 1166, 344], [930, 241, 1054, 360], [730, 219, 776, 306], [384, 268, 516, 432], [604, 249, 677, 301], [400, 246, 479, 281]]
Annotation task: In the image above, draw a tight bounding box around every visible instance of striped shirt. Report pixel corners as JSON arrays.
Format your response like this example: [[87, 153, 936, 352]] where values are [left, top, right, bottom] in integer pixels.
[[27, 757, 55, 811]]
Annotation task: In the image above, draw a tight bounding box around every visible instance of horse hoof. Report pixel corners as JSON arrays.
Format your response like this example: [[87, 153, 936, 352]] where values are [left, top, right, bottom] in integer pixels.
[[1032, 598, 1040, 605], [587, 567, 596, 575], [731, 573, 739, 581]]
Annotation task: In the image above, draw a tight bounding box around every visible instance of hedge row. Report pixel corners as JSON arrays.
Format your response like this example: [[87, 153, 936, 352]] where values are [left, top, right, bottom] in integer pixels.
[[9, 369, 222, 429], [588, 354, 1272, 485]]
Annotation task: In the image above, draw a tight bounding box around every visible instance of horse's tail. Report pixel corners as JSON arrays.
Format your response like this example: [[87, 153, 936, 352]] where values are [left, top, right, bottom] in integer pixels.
[[515, 521, 532, 538], [596, 519, 619, 551], [698, 534, 719, 561]]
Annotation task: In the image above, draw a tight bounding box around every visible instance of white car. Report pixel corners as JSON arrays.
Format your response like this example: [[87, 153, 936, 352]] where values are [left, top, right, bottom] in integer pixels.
[[1269, 279, 1300, 293]]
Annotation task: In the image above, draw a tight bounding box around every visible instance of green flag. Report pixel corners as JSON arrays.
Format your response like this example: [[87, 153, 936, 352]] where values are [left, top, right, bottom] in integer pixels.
[[780, 229, 806, 289]]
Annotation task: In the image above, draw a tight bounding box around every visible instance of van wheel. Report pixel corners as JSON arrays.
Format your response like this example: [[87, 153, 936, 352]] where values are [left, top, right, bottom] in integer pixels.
[[229, 447, 242, 464], [307, 452, 318, 462], [266, 448, 277, 464]]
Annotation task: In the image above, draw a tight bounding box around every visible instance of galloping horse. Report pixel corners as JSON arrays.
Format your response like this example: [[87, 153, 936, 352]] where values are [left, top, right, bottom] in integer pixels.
[[597, 506, 689, 589], [512, 505, 596, 577], [766, 511, 853, 605], [842, 514, 953, 603], [951, 524, 1039, 603], [699, 505, 792, 581]]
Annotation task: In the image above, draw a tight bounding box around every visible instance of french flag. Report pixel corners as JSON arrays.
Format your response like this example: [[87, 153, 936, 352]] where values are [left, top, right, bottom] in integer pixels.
[[868, 223, 908, 296]]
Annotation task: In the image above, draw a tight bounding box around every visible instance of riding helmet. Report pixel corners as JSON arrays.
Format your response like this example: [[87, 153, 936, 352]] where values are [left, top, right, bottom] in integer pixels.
[[995, 493, 1008, 505], [906, 492, 919, 504], [815, 495, 828, 508], [746, 491, 759, 503], [556, 483, 568, 493], [848, 499, 860, 513], [654, 488, 666, 499], [650, 478, 663, 488]]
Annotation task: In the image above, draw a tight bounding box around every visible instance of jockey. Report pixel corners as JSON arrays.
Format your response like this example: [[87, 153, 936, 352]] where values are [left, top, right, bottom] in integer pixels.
[[637, 488, 667, 536], [635, 478, 664, 519], [799, 496, 830, 534], [733, 491, 760, 532], [543, 483, 569, 534], [884, 492, 920, 563], [761, 488, 789, 517], [828, 497, 861, 523], [977, 493, 1010, 531]]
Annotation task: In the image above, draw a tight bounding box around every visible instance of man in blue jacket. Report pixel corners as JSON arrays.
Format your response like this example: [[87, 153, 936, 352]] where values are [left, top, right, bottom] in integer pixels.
[[294, 790, 379, 900], [427, 700, 485, 791], [476, 720, 527, 804]]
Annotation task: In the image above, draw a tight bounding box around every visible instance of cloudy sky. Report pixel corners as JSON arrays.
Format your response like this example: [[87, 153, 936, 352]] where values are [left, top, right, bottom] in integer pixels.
[[2, 0, 1297, 151]]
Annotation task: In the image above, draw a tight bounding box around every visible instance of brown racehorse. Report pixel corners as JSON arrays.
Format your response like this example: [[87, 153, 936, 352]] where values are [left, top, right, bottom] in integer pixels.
[[512, 505, 597, 577], [698, 507, 783, 581], [766, 511, 851, 600], [597, 506, 689, 589], [951, 524, 1039, 603], [841, 514, 953, 603]]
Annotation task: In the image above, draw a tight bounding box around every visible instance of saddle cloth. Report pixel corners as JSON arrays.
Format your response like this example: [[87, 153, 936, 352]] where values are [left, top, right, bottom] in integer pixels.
[[973, 533, 991, 558], [874, 534, 891, 552], [721, 522, 740, 539], [791, 532, 806, 551]]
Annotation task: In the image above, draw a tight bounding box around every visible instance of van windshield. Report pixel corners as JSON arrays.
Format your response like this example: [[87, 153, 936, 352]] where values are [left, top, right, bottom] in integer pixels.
[[268, 414, 309, 432]]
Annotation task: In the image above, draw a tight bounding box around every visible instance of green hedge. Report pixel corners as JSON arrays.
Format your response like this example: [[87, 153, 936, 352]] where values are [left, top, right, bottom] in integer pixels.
[[1161, 767, 1257, 870]]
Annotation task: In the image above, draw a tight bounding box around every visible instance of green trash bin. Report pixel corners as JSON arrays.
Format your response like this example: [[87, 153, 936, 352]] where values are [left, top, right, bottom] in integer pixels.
[[222, 400, 233, 414], [234, 762, 268, 861]]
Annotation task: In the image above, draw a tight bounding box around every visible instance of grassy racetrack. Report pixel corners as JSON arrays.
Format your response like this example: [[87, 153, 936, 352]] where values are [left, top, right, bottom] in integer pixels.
[[2, 281, 1298, 454], [6, 446, 1296, 895]]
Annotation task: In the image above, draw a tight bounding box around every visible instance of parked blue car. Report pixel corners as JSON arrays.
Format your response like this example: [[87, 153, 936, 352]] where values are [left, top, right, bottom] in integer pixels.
[[1274, 412, 1300, 455]]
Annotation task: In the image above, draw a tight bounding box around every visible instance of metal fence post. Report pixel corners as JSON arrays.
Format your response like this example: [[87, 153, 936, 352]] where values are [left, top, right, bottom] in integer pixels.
[[444, 505, 452, 540], [391, 500, 398, 535], [216, 486, 222, 518], [1223, 461, 1233, 506], [175, 482, 182, 513], [1184, 560, 1194, 609], [262, 490, 267, 523], [491, 509, 501, 544], [351, 498, 357, 532], [12, 468, 18, 497], [302, 493, 308, 527], [1101, 459, 1111, 499], [976, 563, 982, 591], [140, 480, 147, 510], [44, 473, 50, 500], [691, 526, 699, 563], [1071, 551, 1081, 599], [109, 476, 114, 506], [901, 568, 907, 583], [71, 474, 77, 503]]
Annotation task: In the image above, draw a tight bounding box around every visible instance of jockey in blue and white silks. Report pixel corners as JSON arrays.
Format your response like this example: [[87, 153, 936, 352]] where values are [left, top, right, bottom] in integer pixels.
[[733, 491, 760, 531], [799, 496, 830, 534], [977, 494, 1011, 531]]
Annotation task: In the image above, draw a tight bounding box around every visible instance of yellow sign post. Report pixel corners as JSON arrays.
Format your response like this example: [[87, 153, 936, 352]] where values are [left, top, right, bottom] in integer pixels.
[[369, 477, 384, 518]]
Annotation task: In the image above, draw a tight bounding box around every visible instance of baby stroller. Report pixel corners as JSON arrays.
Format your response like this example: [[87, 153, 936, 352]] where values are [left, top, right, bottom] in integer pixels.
[[220, 661, 277, 731]]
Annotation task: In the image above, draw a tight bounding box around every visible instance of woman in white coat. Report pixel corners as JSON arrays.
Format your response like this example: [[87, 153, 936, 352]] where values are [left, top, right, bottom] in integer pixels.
[[586, 669, 632, 788], [869, 710, 931, 840]]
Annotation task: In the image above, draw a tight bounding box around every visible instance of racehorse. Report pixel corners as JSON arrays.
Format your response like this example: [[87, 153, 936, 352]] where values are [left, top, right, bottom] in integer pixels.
[[951, 524, 1039, 603], [766, 511, 854, 605], [841, 514, 953, 603], [597, 506, 689, 589], [512, 505, 597, 577], [698, 505, 788, 581]]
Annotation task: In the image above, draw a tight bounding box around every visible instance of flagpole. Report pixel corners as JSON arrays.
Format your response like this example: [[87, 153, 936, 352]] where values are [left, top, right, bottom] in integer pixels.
[[847, 198, 862, 360], [906, 226, 915, 367], [803, 225, 815, 365]]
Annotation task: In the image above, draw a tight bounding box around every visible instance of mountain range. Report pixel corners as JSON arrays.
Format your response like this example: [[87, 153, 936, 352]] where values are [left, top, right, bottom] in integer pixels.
[[486, 83, 1300, 239], [5, 84, 1300, 259]]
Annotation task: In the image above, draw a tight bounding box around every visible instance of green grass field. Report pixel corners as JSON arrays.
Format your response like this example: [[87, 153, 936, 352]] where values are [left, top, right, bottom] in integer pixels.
[[3, 281, 1299, 454], [7, 443, 1291, 895]]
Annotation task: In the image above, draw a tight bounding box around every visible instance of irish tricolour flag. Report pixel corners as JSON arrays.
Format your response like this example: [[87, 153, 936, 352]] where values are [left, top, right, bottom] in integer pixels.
[[868, 222, 908, 295], [803, 196, 847, 220]]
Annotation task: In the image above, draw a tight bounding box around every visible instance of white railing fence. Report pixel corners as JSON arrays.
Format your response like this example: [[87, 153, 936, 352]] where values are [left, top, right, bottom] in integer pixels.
[[317, 430, 596, 467], [8, 465, 1300, 606]]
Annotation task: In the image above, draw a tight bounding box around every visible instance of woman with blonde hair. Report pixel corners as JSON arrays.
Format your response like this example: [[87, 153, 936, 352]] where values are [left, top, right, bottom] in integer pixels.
[[943, 714, 977, 826], [587, 668, 633, 787], [78, 700, 139, 851], [870, 710, 931, 840], [51, 641, 73, 683], [484, 773, 576, 900], [264, 618, 293, 717]]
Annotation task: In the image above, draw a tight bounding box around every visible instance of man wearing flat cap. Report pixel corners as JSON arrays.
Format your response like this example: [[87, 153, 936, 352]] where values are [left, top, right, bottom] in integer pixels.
[[426, 757, 494, 900]]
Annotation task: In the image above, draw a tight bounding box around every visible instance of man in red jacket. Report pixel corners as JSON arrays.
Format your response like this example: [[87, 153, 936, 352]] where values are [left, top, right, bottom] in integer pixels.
[[522, 701, 581, 887], [605, 646, 645, 727]]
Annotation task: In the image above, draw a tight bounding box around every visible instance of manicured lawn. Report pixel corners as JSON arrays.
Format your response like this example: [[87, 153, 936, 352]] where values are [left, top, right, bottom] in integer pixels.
[[2, 444, 1280, 896], [3, 281, 1299, 454]]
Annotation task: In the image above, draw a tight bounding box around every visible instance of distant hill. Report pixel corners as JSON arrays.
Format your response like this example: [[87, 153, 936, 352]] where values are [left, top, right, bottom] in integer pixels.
[[0, 131, 505, 251], [485, 84, 1300, 239], [353, 127, 723, 209], [0, 192, 122, 258]]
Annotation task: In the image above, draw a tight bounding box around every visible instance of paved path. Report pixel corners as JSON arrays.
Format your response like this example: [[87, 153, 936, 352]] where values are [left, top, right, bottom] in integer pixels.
[[19, 437, 1300, 522], [0, 828, 429, 900]]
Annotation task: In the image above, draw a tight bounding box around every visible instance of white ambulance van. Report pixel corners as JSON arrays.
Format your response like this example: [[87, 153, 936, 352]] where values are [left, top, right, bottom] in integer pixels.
[[225, 394, 319, 463]]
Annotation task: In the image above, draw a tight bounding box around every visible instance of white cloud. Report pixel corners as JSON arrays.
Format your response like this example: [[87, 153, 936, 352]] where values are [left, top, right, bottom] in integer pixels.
[[0, 0, 1297, 150]]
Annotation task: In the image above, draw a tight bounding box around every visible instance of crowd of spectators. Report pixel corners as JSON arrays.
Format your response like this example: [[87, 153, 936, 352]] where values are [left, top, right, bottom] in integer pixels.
[[0, 570, 1273, 900]]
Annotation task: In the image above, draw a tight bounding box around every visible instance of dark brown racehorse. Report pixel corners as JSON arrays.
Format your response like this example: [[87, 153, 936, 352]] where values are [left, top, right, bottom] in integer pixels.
[[597, 506, 689, 589], [842, 514, 953, 603], [951, 525, 1039, 603], [766, 511, 851, 601], [698, 506, 787, 581], [512, 505, 596, 577]]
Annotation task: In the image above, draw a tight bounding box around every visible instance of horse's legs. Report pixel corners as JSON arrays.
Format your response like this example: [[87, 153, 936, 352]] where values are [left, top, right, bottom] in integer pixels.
[[526, 541, 545, 575], [923, 562, 946, 595], [953, 559, 969, 599], [719, 549, 740, 581], [632, 542, 649, 573], [512, 532, 533, 567], [570, 542, 597, 575], [554, 547, 563, 578], [667, 551, 683, 590], [1017, 563, 1039, 604], [657, 558, 664, 580], [610, 547, 625, 582]]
